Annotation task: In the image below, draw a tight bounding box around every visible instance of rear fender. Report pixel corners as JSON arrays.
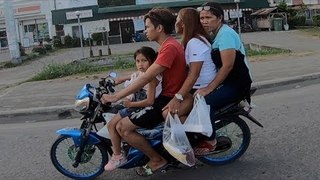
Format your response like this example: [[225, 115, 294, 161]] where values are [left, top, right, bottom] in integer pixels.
[[56, 128, 101, 146], [240, 112, 264, 128], [229, 110, 263, 128]]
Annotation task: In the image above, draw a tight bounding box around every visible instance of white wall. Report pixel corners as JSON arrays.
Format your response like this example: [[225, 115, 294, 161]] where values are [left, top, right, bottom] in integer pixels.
[[303, 0, 319, 5], [54, 0, 97, 10]]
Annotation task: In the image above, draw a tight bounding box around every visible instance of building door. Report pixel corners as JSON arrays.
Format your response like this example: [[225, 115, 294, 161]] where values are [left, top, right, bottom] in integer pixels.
[[120, 21, 134, 44]]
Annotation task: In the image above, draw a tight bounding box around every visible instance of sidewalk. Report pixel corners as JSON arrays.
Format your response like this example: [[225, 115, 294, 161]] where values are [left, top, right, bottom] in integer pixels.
[[0, 30, 320, 123]]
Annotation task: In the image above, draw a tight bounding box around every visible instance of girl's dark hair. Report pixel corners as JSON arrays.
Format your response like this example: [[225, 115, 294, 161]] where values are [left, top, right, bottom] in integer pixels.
[[200, 2, 225, 23], [144, 8, 175, 34], [178, 8, 212, 48], [134, 46, 157, 64]]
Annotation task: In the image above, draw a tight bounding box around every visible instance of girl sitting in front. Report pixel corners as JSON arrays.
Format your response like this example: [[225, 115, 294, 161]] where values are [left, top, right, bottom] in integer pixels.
[[104, 46, 162, 171]]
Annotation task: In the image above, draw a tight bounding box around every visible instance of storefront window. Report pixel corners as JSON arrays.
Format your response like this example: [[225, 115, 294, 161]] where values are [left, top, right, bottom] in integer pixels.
[[0, 31, 8, 48], [38, 23, 49, 41], [24, 23, 49, 43]]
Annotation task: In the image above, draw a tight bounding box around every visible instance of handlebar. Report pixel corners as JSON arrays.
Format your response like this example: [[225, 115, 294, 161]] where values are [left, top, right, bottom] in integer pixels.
[[95, 77, 115, 102]]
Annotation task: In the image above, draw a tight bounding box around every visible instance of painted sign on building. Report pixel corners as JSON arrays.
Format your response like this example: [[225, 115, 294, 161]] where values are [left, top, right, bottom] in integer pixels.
[[0, 4, 41, 18], [133, 19, 145, 31], [229, 9, 243, 18], [66, 10, 93, 20]]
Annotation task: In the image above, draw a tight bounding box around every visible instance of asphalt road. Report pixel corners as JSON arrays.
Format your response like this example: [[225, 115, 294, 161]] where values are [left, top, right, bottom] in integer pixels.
[[1, 82, 320, 180]]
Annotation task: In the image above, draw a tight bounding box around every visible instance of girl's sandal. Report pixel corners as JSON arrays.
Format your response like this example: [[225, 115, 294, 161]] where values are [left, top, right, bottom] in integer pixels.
[[136, 163, 168, 177]]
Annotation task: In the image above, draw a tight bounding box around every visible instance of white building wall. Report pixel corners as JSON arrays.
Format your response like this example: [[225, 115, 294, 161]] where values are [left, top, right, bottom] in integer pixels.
[[0, 0, 98, 47], [303, 0, 319, 4], [54, 0, 97, 10]]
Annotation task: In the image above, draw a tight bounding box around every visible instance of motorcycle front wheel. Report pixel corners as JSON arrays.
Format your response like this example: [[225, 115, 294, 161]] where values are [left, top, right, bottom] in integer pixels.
[[199, 116, 251, 165], [50, 135, 108, 180]]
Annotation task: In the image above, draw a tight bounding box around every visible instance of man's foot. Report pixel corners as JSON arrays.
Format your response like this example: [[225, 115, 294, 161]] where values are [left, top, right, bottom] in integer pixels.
[[136, 162, 168, 177], [194, 139, 217, 156], [104, 153, 127, 171]]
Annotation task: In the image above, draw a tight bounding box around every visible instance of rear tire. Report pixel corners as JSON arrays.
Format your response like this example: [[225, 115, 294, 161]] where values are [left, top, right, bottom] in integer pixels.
[[50, 135, 108, 180], [199, 116, 251, 165]]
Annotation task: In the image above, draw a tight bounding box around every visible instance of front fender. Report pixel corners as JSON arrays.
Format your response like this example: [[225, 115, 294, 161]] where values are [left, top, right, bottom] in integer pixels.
[[56, 128, 101, 146]]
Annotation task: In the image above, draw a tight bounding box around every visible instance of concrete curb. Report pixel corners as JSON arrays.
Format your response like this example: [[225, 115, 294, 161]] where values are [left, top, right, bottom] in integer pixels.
[[253, 72, 320, 90], [1, 72, 320, 124], [0, 105, 80, 124]]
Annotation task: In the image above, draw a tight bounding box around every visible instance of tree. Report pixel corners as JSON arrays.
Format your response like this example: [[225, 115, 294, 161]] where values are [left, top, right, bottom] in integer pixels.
[[277, 0, 288, 12]]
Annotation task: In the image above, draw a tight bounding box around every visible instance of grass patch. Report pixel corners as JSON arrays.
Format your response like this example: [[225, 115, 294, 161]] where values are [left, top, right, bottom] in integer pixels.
[[0, 51, 53, 69], [0, 53, 40, 69], [246, 48, 291, 57], [30, 63, 106, 81], [113, 57, 135, 69], [298, 27, 320, 37], [29, 58, 135, 81], [26, 45, 292, 82]]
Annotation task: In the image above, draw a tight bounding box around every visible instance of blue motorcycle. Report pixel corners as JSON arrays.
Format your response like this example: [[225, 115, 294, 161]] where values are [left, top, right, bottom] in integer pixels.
[[50, 73, 263, 180]]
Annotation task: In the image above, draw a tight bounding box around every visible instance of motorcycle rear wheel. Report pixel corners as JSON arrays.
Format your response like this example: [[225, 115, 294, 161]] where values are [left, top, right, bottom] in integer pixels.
[[199, 116, 251, 165], [50, 135, 108, 180]]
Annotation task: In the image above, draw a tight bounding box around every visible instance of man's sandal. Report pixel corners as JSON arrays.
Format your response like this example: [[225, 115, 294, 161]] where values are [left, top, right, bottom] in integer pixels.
[[193, 139, 217, 156], [136, 163, 169, 177]]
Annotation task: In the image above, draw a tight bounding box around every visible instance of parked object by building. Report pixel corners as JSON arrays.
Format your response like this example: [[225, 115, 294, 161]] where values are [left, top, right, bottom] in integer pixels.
[[268, 0, 320, 25], [251, 7, 288, 31]]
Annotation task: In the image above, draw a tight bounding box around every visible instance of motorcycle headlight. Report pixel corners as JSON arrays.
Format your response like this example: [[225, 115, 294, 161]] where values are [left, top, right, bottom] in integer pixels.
[[74, 97, 90, 112]]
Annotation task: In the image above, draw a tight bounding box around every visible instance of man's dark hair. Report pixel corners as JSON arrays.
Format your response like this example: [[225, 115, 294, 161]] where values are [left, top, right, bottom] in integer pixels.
[[144, 8, 175, 34]]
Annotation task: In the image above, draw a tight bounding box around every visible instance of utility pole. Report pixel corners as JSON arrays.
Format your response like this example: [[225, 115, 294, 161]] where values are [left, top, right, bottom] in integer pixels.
[[54, 0, 57, 10], [75, 11, 84, 58], [4, 0, 21, 64], [234, 0, 241, 38]]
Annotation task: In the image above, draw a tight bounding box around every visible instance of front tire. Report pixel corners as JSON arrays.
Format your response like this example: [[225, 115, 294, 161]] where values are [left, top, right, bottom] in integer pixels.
[[199, 116, 251, 165], [50, 135, 108, 180]]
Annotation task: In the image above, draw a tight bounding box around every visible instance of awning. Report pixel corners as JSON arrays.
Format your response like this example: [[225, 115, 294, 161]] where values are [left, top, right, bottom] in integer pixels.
[[251, 7, 277, 16], [98, 0, 269, 14], [98, 1, 208, 14]]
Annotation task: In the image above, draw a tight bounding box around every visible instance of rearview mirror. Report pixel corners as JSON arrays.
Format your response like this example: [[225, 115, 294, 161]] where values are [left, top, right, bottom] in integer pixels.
[[109, 72, 117, 78]]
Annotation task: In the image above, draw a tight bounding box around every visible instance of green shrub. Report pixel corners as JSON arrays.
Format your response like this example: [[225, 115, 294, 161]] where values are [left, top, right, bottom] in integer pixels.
[[72, 37, 81, 47], [53, 37, 62, 47], [91, 33, 103, 44], [64, 35, 73, 48], [312, 15, 320, 27], [288, 15, 306, 27], [32, 47, 47, 55], [44, 44, 52, 51]]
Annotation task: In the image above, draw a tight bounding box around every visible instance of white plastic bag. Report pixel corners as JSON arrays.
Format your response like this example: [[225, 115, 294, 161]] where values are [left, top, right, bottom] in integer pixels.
[[162, 113, 195, 167], [183, 94, 213, 137]]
